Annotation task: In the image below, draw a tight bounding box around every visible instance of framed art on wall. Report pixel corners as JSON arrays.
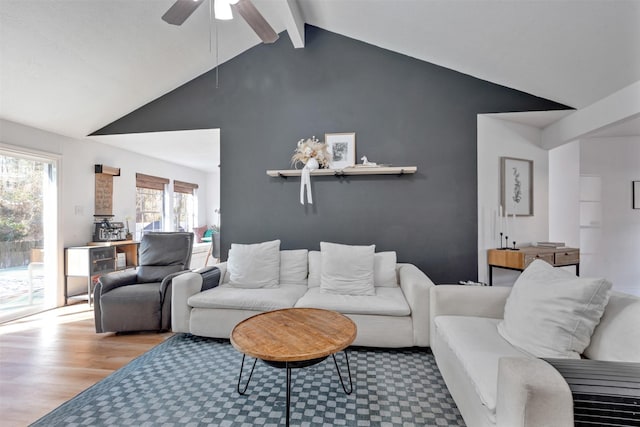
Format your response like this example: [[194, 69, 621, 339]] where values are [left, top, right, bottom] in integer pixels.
[[634, 181, 640, 209], [325, 132, 356, 169], [501, 157, 533, 216]]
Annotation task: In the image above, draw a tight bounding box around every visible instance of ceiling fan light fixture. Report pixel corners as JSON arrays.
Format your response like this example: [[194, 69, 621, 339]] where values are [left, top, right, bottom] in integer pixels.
[[214, 0, 233, 20]]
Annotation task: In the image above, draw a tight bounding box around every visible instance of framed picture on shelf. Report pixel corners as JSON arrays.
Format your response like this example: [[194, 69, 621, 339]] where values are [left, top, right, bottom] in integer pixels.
[[325, 132, 356, 169], [633, 181, 640, 209], [501, 157, 533, 216]]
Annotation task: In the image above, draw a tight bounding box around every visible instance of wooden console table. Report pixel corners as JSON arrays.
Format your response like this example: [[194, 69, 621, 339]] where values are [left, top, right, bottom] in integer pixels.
[[487, 246, 580, 285]]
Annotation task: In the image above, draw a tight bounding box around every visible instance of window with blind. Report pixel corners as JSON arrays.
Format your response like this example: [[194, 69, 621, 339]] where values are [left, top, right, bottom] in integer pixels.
[[135, 173, 168, 240], [173, 180, 198, 234]]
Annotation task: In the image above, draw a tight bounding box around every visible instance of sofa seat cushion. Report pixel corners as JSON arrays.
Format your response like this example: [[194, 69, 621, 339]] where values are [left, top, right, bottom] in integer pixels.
[[188, 284, 307, 311], [434, 315, 532, 419], [294, 287, 411, 316]]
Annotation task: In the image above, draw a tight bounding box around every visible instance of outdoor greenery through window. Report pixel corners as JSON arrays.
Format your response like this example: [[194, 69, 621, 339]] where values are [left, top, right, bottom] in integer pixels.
[[135, 174, 198, 241], [135, 187, 164, 240], [1, 150, 57, 321], [135, 173, 169, 241], [173, 180, 198, 234]]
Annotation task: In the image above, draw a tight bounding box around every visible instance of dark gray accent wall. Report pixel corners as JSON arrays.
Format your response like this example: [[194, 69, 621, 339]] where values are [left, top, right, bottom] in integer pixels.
[[94, 26, 568, 283]]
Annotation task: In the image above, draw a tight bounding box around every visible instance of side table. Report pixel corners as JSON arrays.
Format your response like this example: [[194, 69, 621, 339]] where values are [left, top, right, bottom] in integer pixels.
[[487, 247, 580, 285]]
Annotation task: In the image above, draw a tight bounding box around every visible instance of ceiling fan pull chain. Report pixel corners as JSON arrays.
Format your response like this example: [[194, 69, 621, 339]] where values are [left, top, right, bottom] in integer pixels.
[[215, 13, 219, 89], [208, 0, 219, 88]]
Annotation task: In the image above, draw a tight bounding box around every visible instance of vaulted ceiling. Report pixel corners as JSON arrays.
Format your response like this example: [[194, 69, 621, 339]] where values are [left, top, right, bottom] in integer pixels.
[[1, 0, 639, 165]]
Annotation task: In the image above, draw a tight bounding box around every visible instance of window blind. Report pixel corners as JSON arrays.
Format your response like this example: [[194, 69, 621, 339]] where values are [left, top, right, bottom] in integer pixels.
[[136, 173, 169, 191], [174, 180, 198, 194]]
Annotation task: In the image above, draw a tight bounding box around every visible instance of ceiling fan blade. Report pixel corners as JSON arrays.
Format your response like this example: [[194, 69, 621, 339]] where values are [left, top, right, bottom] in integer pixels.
[[232, 0, 279, 44], [162, 0, 205, 26]]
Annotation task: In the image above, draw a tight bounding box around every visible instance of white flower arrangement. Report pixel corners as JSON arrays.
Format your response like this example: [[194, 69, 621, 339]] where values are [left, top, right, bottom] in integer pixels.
[[291, 136, 330, 169]]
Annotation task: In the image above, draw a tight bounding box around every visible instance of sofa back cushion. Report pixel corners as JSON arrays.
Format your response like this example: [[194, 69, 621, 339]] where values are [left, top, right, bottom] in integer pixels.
[[227, 240, 281, 288], [320, 242, 375, 296], [583, 292, 640, 362], [308, 250, 398, 288], [374, 251, 398, 287], [308, 251, 322, 287], [280, 249, 309, 285]]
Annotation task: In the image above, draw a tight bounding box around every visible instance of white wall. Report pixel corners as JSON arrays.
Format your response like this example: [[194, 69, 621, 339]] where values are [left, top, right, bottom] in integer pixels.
[[205, 167, 221, 228], [580, 137, 640, 295], [0, 119, 211, 304], [549, 141, 580, 247], [477, 115, 549, 285]]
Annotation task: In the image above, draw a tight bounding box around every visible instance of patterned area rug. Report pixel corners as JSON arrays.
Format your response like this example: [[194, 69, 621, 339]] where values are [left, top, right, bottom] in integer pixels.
[[32, 334, 465, 426]]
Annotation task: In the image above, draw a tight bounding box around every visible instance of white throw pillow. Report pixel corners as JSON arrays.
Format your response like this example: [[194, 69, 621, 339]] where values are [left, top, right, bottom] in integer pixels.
[[320, 242, 375, 296], [497, 260, 612, 359], [374, 251, 398, 287], [227, 240, 281, 288]]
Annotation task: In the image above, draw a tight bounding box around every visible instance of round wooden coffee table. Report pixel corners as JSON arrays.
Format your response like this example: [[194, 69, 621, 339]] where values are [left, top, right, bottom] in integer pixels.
[[231, 308, 357, 426]]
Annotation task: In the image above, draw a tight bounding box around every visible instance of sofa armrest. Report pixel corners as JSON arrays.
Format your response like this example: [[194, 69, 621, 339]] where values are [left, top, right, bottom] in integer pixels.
[[398, 263, 435, 347], [497, 357, 573, 427], [429, 285, 511, 346], [171, 271, 204, 333]]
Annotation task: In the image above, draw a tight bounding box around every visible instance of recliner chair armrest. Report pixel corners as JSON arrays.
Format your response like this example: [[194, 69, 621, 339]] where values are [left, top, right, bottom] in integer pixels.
[[94, 270, 139, 333], [98, 270, 139, 294], [497, 357, 573, 427]]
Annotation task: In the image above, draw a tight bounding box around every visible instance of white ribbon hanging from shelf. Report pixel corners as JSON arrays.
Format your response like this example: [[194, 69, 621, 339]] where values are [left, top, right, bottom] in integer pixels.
[[300, 158, 319, 205]]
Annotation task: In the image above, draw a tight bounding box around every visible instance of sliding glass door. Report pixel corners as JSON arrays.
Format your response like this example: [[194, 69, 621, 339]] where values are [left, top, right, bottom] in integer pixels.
[[0, 148, 58, 322]]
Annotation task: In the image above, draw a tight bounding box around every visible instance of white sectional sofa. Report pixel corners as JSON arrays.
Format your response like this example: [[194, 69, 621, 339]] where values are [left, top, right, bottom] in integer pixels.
[[430, 261, 640, 427], [172, 247, 434, 348]]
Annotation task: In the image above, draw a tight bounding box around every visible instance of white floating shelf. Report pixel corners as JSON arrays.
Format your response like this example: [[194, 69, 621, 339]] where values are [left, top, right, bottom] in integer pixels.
[[266, 166, 417, 177]]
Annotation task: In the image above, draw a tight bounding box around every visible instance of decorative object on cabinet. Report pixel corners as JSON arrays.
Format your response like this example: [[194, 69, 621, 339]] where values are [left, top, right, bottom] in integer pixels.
[[266, 166, 417, 178], [487, 246, 580, 285], [65, 240, 139, 305], [500, 157, 533, 216], [325, 132, 356, 169], [633, 181, 640, 209], [94, 164, 120, 217]]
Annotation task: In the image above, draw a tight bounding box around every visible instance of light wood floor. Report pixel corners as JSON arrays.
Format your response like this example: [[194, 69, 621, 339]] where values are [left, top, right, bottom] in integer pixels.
[[0, 304, 172, 426]]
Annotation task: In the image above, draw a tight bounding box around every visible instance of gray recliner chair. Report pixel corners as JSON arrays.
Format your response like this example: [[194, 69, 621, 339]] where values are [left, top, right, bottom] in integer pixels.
[[94, 232, 194, 333]]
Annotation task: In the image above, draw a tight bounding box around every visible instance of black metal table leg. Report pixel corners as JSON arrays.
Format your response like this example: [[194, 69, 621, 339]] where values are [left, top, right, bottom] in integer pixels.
[[286, 363, 291, 427], [332, 350, 353, 395], [236, 354, 257, 395]]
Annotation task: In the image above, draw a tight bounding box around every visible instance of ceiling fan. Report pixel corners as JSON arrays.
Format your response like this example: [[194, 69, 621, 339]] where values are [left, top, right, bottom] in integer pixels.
[[162, 0, 279, 44]]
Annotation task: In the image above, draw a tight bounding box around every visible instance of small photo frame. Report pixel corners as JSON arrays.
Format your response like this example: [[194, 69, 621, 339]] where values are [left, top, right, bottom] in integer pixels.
[[633, 181, 640, 209], [501, 157, 533, 216], [325, 132, 356, 169]]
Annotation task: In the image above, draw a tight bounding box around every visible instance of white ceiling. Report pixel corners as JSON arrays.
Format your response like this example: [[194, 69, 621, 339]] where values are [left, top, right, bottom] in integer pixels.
[[1, 0, 639, 170]]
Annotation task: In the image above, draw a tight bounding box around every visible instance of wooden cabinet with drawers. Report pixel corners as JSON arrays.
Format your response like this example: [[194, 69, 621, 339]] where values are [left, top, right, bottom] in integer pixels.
[[487, 246, 580, 285]]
